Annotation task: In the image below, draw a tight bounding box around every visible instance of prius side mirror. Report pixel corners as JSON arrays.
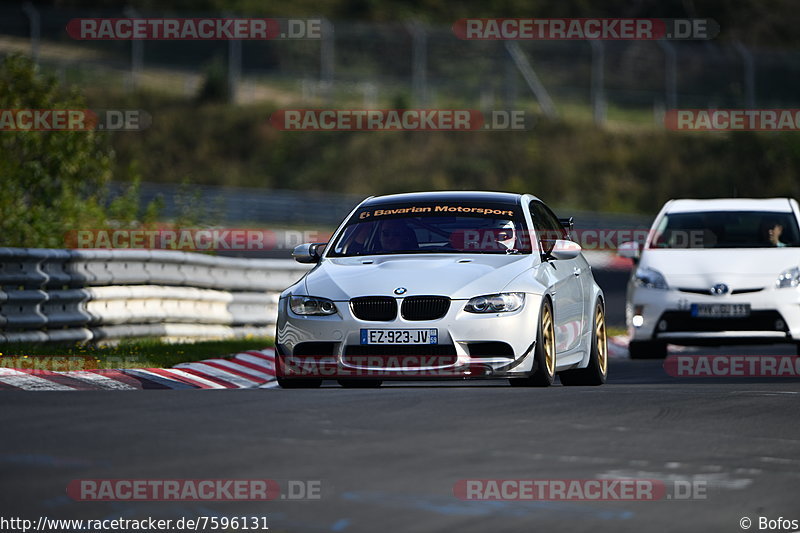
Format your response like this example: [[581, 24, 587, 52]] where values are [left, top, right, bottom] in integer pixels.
[[617, 241, 640, 261]]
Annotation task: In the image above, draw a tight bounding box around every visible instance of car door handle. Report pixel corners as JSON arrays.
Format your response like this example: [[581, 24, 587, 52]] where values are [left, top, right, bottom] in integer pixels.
[[573, 267, 581, 276]]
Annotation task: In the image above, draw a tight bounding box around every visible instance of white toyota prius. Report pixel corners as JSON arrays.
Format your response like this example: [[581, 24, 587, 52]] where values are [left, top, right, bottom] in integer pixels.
[[619, 198, 800, 358], [275, 191, 607, 388]]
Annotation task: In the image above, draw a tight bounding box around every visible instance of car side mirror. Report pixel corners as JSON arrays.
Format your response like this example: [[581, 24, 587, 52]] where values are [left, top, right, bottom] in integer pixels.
[[617, 241, 640, 262], [550, 239, 582, 260], [293, 242, 327, 264]]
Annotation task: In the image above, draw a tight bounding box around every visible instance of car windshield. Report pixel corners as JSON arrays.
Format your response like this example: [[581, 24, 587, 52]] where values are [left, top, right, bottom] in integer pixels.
[[650, 210, 800, 249], [328, 202, 531, 256]]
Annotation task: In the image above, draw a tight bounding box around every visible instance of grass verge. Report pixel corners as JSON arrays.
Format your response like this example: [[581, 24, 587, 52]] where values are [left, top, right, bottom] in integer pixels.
[[0, 337, 274, 370], [606, 326, 628, 338]]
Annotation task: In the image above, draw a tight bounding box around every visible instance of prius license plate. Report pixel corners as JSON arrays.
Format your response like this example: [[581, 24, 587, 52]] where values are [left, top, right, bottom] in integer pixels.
[[691, 303, 751, 318]]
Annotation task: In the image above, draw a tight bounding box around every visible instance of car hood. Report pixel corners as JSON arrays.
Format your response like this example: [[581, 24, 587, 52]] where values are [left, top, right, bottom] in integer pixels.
[[303, 254, 533, 300], [640, 248, 800, 289]]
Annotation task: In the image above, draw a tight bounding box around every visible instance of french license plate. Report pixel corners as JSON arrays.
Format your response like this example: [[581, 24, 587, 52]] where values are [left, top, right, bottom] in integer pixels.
[[691, 303, 751, 318], [360, 329, 438, 345]]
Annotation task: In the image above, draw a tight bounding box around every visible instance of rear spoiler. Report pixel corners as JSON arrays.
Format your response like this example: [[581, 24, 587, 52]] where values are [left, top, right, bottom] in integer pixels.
[[558, 217, 574, 232]]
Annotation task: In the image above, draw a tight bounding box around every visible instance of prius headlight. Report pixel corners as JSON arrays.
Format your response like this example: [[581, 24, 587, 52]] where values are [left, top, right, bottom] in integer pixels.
[[776, 267, 800, 289], [289, 296, 337, 315], [633, 267, 669, 290], [465, 293, 525, 313]]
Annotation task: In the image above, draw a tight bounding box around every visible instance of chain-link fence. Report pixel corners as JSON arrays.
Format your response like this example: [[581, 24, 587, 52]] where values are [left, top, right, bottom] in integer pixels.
[[4, 5, 800, 123]]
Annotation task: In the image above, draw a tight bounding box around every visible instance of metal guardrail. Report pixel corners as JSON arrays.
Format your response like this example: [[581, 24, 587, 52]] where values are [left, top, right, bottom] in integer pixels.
[[0, 248, 312, 343], [112, 181, 655, 230], [0, 237, 636, 342], [111, 182, 366, 227]]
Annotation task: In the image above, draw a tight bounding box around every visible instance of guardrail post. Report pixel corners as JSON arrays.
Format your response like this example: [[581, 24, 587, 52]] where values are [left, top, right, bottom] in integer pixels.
[[408, 21, 428, 107], [590, 40, 606, 126], [123, 7, 143, 91], [22, 2, 40, 65], [657, 39, 678, 111], [226, 12, 242, 103], [320, 18, 335, 105], [735, 42, 756, 108], [504, 41, 558, 118]]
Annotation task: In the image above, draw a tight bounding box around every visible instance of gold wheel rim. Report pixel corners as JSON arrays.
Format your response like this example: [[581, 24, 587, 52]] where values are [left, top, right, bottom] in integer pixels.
[[542, 303, 556, 376], [596, 304, 608, 375]]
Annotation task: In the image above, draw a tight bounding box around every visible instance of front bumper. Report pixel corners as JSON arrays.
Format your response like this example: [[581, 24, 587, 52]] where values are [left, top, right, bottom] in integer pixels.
[[276, 294, 542, 379], [628, 286, 800, 345]]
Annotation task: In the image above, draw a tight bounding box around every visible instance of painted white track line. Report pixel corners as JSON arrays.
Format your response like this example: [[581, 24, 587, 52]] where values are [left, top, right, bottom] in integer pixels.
[[173, 362, 262, 388], [202, 359, 275, 381], [0, 368, 76, 391], [68, 371, 138, 390], [151, 368, 228, 389], [0, 336, 638, 391]]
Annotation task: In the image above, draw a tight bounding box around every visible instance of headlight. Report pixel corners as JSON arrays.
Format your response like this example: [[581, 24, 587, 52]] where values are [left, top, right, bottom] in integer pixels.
[[289, 296, 337, 316], [633, 267, 669, 290], [464, 293, 525, 313], [776, 267, 800, 289]]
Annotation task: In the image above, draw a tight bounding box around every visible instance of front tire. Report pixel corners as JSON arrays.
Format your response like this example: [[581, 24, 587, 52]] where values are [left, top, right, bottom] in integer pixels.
[[509, 298, 556, 387], [559, 301, 608, 386], [628, 340, 667, 359]]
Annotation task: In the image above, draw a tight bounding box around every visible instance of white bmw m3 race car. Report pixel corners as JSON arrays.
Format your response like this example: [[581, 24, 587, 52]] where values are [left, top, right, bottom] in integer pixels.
[[275, 191, 607, 388]]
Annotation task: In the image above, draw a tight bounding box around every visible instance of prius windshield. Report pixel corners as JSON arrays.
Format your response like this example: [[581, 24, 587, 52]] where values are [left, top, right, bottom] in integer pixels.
[[650, 210, 800, 249], [328, 202, 531, 256]]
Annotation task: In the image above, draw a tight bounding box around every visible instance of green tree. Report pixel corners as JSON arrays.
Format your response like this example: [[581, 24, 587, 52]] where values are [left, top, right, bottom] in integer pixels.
[[0, 54, 156, 248]]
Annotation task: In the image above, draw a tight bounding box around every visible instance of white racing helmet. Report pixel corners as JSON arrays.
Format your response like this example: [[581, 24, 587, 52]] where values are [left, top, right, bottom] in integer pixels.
[[488, 219, 517, 251]]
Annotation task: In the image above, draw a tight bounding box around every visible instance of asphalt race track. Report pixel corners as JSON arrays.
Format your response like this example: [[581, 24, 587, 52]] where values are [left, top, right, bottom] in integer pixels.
[[1, 344, 798, 533], [588, 268, 629, 327]]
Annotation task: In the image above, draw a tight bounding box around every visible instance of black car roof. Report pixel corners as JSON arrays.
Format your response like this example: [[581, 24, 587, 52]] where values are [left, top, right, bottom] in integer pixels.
[[360, 191, 524, 207]]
